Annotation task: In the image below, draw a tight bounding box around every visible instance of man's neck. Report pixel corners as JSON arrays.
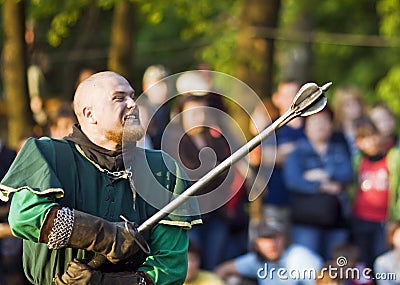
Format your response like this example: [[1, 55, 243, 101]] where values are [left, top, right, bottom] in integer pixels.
[[82, 127, 120, 151], [66, 125, 127, 172], [91, 137, 120, 151]]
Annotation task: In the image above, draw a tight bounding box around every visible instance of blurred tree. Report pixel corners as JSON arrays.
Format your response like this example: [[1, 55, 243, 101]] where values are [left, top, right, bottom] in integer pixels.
[[29, 0, 116, 96], [276, 0, 400, 115], [108, 1, 136, 79], [60, 3, 104, 96], [3, 0, 400, 142], [236, 0, 280, 99], [27, 0, 138, 90], [376, 0, 400, 126], [2, 0, 34, 148], [276, 0, 315, 84]]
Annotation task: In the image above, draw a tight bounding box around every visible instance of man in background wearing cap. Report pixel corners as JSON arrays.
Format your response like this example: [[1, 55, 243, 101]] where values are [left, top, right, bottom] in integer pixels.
[[215, 221, 323, 285]]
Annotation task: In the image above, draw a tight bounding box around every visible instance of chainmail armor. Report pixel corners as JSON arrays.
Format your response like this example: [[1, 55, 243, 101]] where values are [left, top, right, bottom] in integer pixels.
[[47, 207, 74, 250]]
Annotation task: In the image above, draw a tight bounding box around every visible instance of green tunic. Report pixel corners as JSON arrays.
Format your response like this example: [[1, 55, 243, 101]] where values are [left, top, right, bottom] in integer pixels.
[[0, 137, 201, 285]]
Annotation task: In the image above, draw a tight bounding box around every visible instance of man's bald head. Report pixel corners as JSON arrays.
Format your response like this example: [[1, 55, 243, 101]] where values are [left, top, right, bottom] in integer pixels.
[[71, 71, 140, 150], [73, 71, 124, 123]]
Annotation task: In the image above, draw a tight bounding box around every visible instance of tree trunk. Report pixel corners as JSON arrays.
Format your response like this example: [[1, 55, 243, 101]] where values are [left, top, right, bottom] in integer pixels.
[[2, 0, 33, 149], [108, 0, 136, 80], [234, 0, 280, 223], [282, 7, 314, 85], [63, 3, 101, 97], [236, 0, 281, 99]]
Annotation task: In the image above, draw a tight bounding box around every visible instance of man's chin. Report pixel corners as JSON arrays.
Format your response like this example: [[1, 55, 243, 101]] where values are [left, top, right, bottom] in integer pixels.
[[123, 126, 145, 143]]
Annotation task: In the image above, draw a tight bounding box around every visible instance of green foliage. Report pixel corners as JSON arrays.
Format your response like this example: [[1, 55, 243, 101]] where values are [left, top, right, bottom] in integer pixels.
[[135, 0, 240, 73], [375, 0, 400, 127], [195, 1, 241, 74], [138, 1, 168, 25], [134, 3, 197, 76], [14, 0, 400, 111], [200, 27, 238, 75], [29, 0, 126, 47], [27, 0, 239, 72], [377, 0, 400, 37], [376, 65, 400, 126], [97, 0, 122, 9], [29, 0, 92, 46], [279, 0, 400, 110]]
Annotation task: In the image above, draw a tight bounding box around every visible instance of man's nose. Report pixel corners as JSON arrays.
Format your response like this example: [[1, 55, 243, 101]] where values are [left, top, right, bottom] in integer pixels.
[[126, 96, 136, 109]]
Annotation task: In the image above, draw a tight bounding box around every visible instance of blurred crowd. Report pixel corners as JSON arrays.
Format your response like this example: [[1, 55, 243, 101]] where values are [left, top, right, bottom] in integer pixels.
[[1, 64, 400, 285]]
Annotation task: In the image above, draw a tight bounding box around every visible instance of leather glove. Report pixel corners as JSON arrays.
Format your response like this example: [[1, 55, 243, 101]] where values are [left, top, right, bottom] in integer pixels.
[[54, 259, 154, 285], [41, 208, 149, 264], [68, 210, 148, 263]]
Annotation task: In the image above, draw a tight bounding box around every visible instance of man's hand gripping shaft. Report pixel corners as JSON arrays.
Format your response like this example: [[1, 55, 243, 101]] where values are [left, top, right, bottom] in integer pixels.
[[68, 210, 150, 264], [86, 215, 151, 269], [42, 208, 153, 284], [41, 208, 150, 264]]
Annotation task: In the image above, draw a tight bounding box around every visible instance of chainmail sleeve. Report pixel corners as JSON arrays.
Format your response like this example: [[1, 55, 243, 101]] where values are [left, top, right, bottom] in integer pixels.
[[43, 207, 74, 250]]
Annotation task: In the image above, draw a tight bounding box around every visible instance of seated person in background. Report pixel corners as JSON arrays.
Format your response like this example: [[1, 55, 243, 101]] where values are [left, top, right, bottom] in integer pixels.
[[374, 220, 400, 285], [323, 243, 374, 285], [184, 239, 225, 285], [317, 260, 347, 285], [215, 221, 323, 285]]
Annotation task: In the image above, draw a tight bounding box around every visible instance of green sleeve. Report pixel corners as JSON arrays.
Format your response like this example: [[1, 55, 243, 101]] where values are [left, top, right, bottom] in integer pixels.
[[9, 189, 58, 241], [139, 224, 189, 285], [0, 137, 63, 241]]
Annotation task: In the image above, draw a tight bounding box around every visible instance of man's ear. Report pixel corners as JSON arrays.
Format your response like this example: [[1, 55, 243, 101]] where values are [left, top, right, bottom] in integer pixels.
[[82, 106, 96, 124]]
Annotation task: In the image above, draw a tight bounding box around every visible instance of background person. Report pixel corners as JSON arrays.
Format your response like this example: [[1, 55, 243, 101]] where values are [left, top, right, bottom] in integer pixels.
[[283, 106, 353, 260], [374, 220, 400, 285], [215, 221, 323, 285], [322, 243, 374, 285], [184, 239, 225, 285], [262, 80, 305, 231], [165, 94, 249, 271], [349, 117, 400, 269], [247, 98, 279, 242], [140, 64, 171, 150], [331, 85, 367, 156], [48, 102, 77, 139], [369, 103, 398, 152], [0, 139, 29, 284]]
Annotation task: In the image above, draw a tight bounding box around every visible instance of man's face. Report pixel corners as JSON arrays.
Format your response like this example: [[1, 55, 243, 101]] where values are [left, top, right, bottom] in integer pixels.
[[181, 99, 208, 135], [370, 107, 396, 137], [273, 82, 300, 114], [92, 75, 144, 145], [341, 95, 363, 121], [305, 111, 333, 143], [51, 116, 75, 139], [356, 133, 382, 157], [255, 234, 286, 262]]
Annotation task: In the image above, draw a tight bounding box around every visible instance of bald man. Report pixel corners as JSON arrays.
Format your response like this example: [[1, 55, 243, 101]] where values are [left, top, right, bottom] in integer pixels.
[[0, 71, 201, 285]]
